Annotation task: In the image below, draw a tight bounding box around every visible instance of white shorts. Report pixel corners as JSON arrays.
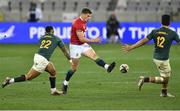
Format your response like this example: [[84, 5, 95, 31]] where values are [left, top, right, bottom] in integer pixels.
[[32, 54, 49, 73], [153, 59, 171, 77], [70, 43, 92, 58]]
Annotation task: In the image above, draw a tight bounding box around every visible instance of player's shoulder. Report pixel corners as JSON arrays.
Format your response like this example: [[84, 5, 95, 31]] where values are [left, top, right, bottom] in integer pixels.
[[169, 28, 177, 35], [74, 17, 81, 22], [153, 28, 160, 32], [53, 35, 58, 39], [153, 27, 169, 34], [53, 35, 62, 41], [73, 18, 82, 25], [160, 27, 178, 36], [150, 28, 158, 34]]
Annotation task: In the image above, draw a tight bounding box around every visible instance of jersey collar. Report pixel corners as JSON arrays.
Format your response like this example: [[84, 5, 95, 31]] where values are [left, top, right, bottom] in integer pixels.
[[45, 32, 53, 36], [162, 25, 169, 28], [79, 16, 86, 23]]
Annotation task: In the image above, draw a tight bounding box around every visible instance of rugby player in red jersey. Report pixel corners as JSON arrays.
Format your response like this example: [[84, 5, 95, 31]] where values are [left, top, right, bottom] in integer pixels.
[[61, 8, 116, 94]]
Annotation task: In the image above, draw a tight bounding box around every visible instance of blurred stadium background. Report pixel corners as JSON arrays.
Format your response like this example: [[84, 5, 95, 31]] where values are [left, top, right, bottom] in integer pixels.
[[0, 0, 180, 110], [0, 0, 180, 22]]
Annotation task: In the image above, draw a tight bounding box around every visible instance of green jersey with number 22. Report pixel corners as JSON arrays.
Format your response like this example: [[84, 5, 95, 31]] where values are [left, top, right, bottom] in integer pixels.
[[37, 33, 65, 60]]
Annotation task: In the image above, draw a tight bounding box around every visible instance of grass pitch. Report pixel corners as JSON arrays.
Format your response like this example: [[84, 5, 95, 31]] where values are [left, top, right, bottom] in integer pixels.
[[0, 44, 180, 110]]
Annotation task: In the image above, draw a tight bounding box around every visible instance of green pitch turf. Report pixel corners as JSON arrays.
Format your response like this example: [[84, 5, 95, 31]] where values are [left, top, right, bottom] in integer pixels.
[[0, 44, 180, 110]]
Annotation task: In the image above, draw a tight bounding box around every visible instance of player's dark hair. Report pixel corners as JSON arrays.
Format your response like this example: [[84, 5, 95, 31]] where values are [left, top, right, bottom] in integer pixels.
[[162, 14, 170, 26], [81, 8, 92, 14], [45, 26, 53, 33]]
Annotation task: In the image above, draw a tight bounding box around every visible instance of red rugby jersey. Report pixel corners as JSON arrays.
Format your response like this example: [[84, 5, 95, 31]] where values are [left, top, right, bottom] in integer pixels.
[[70, 17, 86, 45]]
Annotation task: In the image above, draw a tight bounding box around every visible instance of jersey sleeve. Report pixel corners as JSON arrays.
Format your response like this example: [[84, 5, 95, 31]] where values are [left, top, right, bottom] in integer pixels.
[[56, 36, 65, 48], [174, 32, 180, 43], [147, 30, 155, 40]]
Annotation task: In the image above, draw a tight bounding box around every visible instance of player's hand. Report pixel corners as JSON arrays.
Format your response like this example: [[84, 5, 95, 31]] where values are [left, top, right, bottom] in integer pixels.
[[122, 44, 132, 53], [69, 59, 74, 65], [93, 37, 101, 43]]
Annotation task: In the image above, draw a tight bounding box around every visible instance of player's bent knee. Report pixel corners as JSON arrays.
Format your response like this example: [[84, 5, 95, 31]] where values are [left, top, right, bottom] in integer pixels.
[[50, 69, 56, 76], [71, 64, 78, 70], [71, 67, 77, 71], [26, 76, 33, 81], [90, 54, 98, 61], [162, 77, 169, 84], [93, 54, 98, 59]]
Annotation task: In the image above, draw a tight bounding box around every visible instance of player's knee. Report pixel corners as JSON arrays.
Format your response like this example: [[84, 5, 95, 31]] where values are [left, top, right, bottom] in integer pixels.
[[71, 64, 78, 70], [26, 75, 33, 81], [162, 77, 169, 84], [72, 66, 77, 71], [50, 69, 56, 76], [91, 54, 98, 60], [93, 54, 97, 59]]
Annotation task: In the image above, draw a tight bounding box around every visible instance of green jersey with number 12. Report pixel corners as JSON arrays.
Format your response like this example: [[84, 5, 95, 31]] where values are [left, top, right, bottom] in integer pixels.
[[147, 26, 180, 60]]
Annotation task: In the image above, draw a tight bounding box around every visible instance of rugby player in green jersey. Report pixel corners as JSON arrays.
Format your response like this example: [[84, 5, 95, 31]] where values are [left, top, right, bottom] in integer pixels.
[[2, 26, 71, 95], [122, 15, 180, 97]]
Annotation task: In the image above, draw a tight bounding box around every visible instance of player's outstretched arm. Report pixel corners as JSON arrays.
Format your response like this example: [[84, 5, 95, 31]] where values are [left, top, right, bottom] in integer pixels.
[[122, 37, 149, 53], [76, 30, 101, 43]]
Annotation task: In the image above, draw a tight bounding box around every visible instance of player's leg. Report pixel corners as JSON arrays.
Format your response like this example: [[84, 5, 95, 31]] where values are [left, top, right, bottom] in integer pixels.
[[62, 58, 79, 94], [138, 59, 164, 90], [116, 31, 121, 43], [111, 34, 116, 43], [65, 58, 79, 82], [151, 59, 173, 96], [45, 62, 62, 95], [61, 44, 80, 94], [138, 59, 166, 91], [106, 30, 111, 43], [2, 68, 41, 88], [2, 53, 45, 87], [138, 75, 166, 91], [145, 76, 174, 97], [160, 77, 169, 96], [82, 47, 115, 73], [138, 59, 174, 97], [159, 60, 174, 97]]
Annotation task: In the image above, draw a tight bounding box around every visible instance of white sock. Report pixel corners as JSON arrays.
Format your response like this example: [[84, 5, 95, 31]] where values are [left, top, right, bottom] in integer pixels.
[[9, 78, 14, 83], [51, 88, 57, 92], [63, 80, 69, 85], [104, 64, 109, 70]]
